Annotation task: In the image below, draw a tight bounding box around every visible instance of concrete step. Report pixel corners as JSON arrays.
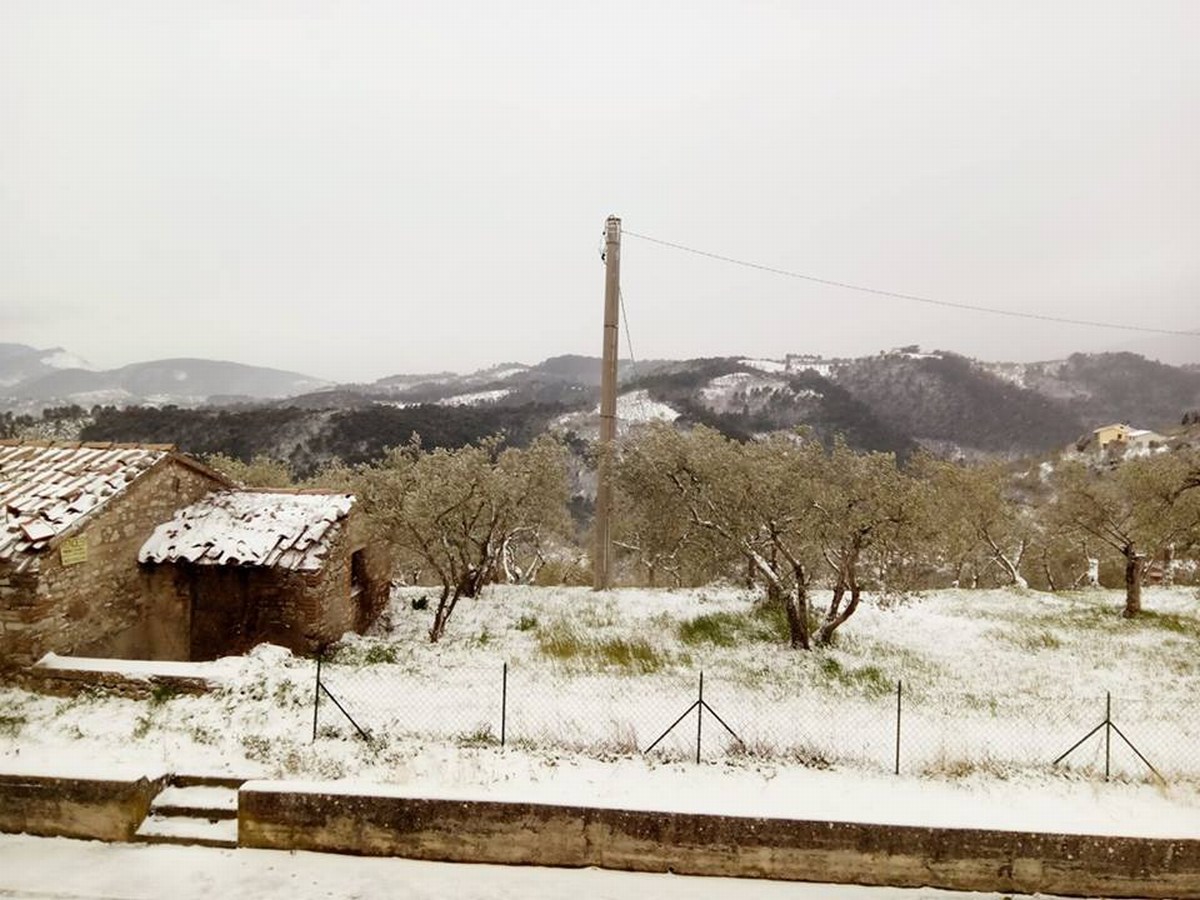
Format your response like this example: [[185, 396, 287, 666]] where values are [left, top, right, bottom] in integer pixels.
[[133, 813, 237, 849], [150, 784, 238, 820]]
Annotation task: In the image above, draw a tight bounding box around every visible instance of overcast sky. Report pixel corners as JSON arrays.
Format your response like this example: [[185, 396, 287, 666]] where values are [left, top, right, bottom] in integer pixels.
[[2, 1, 1197, 383]]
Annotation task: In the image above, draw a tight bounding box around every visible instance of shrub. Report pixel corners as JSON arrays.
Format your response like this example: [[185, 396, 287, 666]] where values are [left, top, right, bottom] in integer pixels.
[[456, 723, 497, 748]]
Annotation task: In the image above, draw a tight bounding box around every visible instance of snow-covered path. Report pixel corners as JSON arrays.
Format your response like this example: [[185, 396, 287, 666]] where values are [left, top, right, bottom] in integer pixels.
[[0, 834, 1066, 900]]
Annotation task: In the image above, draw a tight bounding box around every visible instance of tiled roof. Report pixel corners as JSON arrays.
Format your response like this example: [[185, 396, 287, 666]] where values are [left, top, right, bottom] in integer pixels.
[[139, 490, 354, 572], [0, 441, 172, 568]]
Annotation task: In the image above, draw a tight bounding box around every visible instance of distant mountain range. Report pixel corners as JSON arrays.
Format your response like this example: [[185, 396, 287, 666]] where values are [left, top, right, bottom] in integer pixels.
[[6, 343, 1200, 469], [0, 344, 331, 412]]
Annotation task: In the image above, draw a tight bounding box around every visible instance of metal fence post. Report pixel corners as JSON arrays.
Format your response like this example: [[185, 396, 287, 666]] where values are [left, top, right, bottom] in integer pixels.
[[696, 671, 704, 765], [311, 654, 322, 743], [1105, 692, 1111, 782], [894, 679, 902, 776], [501, 662, 508, 748]]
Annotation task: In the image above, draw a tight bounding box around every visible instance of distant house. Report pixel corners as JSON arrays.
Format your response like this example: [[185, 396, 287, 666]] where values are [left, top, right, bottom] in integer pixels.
[[1088, 423, 1167, 457], [1092, 423, 1132, 449], [139, 490, 389, 659], [1, 440, 388, 669], [1124, 428, 1168, 455], [0, 441, 230, 667]]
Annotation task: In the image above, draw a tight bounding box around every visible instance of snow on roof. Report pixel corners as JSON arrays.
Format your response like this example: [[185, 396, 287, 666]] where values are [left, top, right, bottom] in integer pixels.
[[0, 441, 171, 567], [139, 490, 354, 571]]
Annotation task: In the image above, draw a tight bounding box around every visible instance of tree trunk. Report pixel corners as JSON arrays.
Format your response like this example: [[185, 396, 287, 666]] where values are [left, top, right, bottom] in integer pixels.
[[815, 582, 862, 646], [429, 583, 458, 642], [1122, 546, 1143, 618], [783, 565, 811, 650], [984, 532, 1028, 589]]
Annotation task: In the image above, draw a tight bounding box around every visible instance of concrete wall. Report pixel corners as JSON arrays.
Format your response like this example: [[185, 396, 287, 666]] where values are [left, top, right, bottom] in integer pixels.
[[239, 786, 1200, 899], [0, 773, 165, 841], [0, 458, 224, 668]]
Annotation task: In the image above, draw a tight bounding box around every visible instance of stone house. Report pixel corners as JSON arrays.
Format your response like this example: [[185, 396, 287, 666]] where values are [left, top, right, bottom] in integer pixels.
[[138, 489, 390, 659], [0, 441, 230, 667], [1, 440, 390, 668]]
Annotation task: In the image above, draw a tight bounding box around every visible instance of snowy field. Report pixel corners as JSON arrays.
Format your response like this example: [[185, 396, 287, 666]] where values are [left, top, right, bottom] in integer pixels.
[[2, 585, 1200, 837]]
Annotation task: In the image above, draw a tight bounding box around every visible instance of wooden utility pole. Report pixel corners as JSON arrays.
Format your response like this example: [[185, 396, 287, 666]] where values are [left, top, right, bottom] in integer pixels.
[[593, 215, 621, 590]]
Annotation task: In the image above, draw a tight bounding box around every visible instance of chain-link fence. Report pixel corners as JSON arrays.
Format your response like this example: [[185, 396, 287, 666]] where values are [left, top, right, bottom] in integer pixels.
[[310, 658, 1200, 783]]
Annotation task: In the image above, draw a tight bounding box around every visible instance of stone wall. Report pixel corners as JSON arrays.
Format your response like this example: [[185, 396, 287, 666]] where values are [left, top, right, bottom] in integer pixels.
[[0, 458, 224, 668], [311, 511, 391, 643], [238, 786, 1200, 899]]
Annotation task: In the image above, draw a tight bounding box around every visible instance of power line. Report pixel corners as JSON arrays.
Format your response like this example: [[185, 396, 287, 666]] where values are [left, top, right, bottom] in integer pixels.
[[623, 229, 1199, 338], [619, 287, 637, 378]]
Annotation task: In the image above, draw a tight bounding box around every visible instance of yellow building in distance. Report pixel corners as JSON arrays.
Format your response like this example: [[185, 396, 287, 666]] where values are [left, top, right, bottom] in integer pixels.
[[1092, 423, 1132, 448]]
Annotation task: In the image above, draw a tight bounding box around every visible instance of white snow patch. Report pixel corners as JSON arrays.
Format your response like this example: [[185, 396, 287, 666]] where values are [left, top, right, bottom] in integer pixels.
[[438, 389, 512, 407], [616, 389, 679, 423], [42, 350, 95, 370], [485, 367, 528, 381], [738, 357, 788, 374]]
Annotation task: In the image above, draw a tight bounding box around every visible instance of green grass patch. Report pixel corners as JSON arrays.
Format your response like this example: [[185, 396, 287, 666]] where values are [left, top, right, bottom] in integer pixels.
[[515, 614, 539, 632], [1136, 610, 1200, 637], [332, 641, 400, 665], [678, 612, 740, 647], [536, 621, 669, 673], [815, 656, 892, 698], [131, 714, 153, 739], [677, 604, 790, 648], [595, 637, 666, 671], [0, 715, 26, 738], [149, 683, 180, 705], [1035, 601, 1200, 640], [996, 627, 1064, 652]]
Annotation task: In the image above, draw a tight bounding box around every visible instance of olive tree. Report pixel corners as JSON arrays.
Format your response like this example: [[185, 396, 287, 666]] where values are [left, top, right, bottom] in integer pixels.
[[627, 425, 924, 650], [1049, 451, 1200, 617], [921, 459, 1034, 589], [355, 435, 570, 641], [806, 441, 928, 645]]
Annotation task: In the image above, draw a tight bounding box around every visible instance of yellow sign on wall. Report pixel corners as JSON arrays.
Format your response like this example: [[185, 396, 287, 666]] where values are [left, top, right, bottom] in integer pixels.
[[60, 536, 88, 566]]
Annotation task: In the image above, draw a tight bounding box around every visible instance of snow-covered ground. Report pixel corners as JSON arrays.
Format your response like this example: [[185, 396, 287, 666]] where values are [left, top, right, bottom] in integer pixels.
[[738, 357, 788, 374], [0, 835, 1065, 900], [437, 388, 512, 406], [552, 390, 680, 437], [2, 586, 1199, 837]]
